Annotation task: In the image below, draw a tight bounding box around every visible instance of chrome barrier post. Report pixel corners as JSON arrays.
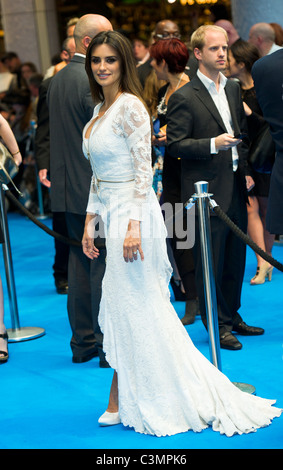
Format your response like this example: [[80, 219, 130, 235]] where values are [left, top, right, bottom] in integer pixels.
[[28, 120, 48, 220], [1, 184, 20, 331], [0, 184, 45, 342], [186, 181, 255, 394], [191, 181, 222, 370]]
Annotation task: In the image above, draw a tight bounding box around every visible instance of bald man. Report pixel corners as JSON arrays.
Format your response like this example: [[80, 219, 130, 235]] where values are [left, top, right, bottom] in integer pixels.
[[47, 14, 113, 367], [214, 19, 240, 46], [249, 22, 282, 56]]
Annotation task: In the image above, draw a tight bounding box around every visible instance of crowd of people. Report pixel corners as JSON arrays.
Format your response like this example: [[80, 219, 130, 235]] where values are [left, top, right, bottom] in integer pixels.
[[135, 19, 283, 331], [0, 12, 282, 438]]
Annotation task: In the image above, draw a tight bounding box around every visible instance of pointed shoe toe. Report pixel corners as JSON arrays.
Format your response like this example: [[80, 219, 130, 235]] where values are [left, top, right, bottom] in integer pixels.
[[98, 411, 121, 426], [0, 332, 9, 363]]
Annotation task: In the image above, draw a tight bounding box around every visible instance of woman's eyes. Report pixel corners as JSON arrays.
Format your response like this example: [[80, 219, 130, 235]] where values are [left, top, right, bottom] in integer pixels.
[[91, 57, 117, 64], [106, 58, 117, 64]]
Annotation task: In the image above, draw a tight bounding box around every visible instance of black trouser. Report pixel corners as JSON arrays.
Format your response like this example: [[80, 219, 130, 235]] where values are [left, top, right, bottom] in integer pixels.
[[168, 211, 197, 301], [193, 173, 247, 335], [65, 212, 106, 361], [52, 211, 69, 283]]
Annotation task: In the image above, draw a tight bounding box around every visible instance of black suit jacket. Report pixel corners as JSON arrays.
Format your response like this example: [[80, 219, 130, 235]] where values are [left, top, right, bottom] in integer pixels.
[[252, 50, 283, 155], [166, 75, 249, 213], [252, 49, 283, 233], [137, 59, 152, 88], [47, 54, 94, 215], [34, 77, 52, 171]]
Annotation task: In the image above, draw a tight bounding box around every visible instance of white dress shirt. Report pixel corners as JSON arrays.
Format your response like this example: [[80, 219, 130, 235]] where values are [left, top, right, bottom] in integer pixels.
[[197, 69, 238, 171], [267, 43, 282, 55]]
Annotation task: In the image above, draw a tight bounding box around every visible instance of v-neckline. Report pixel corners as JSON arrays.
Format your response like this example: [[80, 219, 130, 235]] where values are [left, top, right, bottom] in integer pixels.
[[84, 93, 124, 140]]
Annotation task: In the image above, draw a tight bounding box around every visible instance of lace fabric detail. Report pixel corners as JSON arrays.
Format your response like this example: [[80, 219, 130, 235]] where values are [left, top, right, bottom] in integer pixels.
[[82, 93, 282, 438], [83, 93, 152, 221], [100, 225, 282, 437], [117, 97, 153, 220]]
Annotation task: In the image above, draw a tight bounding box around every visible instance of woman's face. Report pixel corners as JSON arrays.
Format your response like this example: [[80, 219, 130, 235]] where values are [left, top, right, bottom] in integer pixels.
[[150, 57, 167, 80], [227, 50, 242, 78], [21, 65, 34, 81], [90, 43, 121, 91]]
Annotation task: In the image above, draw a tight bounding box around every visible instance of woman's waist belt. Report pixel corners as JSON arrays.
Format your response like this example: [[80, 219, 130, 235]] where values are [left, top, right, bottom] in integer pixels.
[[92, 175, 135, 191]]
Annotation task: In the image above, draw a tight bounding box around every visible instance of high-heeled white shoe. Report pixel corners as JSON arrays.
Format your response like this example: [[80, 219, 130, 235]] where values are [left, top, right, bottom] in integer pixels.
[[250, 261, 273, 285], [98, 411, 121, 426]]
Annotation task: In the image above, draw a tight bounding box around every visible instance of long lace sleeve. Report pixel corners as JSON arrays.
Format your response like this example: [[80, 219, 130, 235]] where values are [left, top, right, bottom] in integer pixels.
[[122, 97, 153, 221]]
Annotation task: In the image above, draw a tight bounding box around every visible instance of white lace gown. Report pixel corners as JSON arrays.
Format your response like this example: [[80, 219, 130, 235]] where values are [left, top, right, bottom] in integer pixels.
[[83, 92, 281, 437]]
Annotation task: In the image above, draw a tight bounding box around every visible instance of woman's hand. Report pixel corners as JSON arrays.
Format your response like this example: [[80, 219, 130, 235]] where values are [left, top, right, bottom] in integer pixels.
[[13, 151, 22, 167], [82, 213, 100, 259], [123, 219, 144, 262], [152, 132, 167, 147], [246, 175, 255, 192]]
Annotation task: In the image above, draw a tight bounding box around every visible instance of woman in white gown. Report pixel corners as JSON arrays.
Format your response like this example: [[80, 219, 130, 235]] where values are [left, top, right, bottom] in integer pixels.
[[81, 30, 281, 437]]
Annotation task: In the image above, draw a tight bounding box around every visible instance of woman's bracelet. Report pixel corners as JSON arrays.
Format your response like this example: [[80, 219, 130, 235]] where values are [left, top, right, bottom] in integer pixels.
[[11, 150, 20, 156]]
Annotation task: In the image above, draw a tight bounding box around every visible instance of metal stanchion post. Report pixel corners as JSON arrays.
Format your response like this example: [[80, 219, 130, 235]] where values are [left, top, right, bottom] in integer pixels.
[[28, 120, 48, 220], [187, 181, 255, 394], [0, 184, 45, 342], [192, 181, 222, 370]]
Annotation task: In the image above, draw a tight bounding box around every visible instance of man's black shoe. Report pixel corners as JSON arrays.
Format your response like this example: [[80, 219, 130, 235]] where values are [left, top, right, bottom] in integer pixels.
[[181, 299, 199, 325], [99, 359, 111, 368], [233, 321, 264, 336], [72, 350, 99, 363], [55, 279, 68, 295], [220, 332, 242, 350]]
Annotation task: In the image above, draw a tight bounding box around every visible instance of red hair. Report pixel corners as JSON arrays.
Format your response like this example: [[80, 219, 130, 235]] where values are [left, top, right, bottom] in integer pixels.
[[150, 38, 189, 74]]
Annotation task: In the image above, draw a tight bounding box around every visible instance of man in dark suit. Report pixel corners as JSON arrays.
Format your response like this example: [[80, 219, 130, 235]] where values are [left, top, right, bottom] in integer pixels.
[[35, 76, 69, 295], [252, 49, 283, 235], [167, 25, 264, 350], [46, 14, 113, 366]]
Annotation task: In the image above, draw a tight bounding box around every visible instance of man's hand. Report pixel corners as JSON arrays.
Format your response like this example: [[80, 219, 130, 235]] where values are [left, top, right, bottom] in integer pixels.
[[215, 133, 242, 151], [39, 169, 51, 188]]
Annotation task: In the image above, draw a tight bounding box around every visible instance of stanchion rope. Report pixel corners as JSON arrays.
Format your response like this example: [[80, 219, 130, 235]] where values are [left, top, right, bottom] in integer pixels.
[[210, 203, 283, 273], [3, 186, 283, 272], [4, 188, 81, 246], [3, 187, 106, 249]]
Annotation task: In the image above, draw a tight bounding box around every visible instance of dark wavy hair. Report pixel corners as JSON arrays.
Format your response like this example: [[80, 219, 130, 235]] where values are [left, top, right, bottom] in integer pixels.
[[85, 30, 144, 103], [149, 38, 189, 74]]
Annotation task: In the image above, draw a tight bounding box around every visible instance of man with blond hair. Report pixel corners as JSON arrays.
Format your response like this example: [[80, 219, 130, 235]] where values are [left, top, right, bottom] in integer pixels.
[[167, 25, 264, 350], [46, 14, 113, 367]]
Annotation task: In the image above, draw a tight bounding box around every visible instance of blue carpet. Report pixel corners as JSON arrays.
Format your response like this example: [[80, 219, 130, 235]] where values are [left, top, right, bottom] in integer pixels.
[[1, 212, 282, 450]]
